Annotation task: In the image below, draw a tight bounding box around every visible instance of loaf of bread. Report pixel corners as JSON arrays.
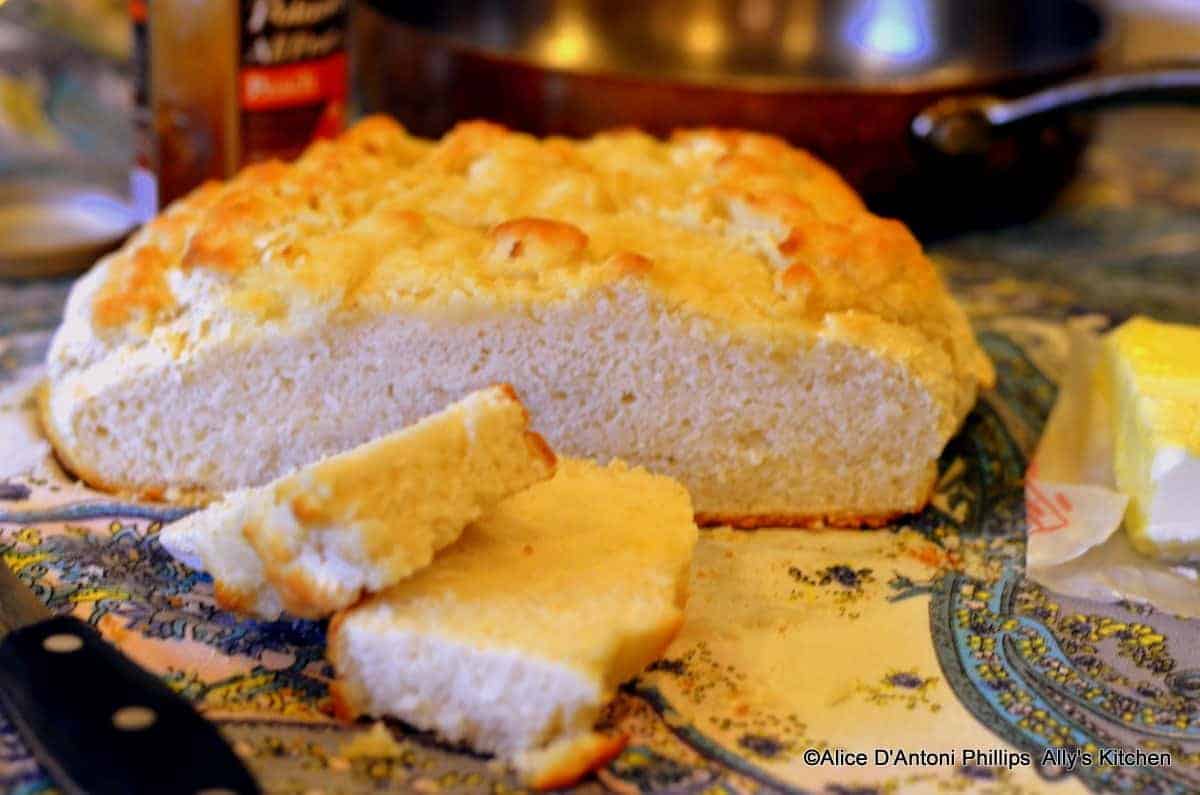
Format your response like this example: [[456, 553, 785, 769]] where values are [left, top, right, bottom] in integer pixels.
[[327, 457, 698, 788], [159, 385, 555, 619], [44, 116, 993, 525]]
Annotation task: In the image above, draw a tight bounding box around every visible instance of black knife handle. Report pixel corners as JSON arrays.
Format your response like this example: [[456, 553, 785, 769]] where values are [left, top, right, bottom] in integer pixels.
[[0, 615, 260, 795]]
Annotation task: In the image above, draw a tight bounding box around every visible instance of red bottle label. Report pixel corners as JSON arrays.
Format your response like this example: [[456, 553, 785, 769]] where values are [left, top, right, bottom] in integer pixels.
[[238, 0, 347, 164]]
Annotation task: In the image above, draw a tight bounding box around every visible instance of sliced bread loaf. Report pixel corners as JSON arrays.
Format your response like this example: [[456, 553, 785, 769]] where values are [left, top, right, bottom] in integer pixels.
[[44, 116, 993, 525], [327, 457, 698, 788], [159, 385, 555, 619]]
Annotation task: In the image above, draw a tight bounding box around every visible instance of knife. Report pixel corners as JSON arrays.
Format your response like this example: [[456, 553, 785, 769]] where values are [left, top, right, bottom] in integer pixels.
[[0, 559, 260, 795]]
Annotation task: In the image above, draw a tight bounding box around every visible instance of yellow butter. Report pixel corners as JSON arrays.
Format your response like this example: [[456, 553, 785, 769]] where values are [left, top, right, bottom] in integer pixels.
[[1102, 316, 1200, 560]]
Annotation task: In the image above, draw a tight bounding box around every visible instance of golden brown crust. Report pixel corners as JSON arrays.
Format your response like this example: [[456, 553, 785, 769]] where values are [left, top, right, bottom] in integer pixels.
[[262, 557, 353, 621], [660, 611, 687, 653], [325, 608, 348, 664], [528, 733, 628, 791], [212, 579, 259, 615], [79, 117, 986, 391], [695, 464, 939, 529], [240, 517, 330, 618], [327, 609, 387, 724], [494, 382, 527, 420], [327, 680, 360, 723], [87, 116, 427, 329], [488, 218, 589, 261], [492, 384, 557, 470], [92, 245, 174, 329], [325, 611, 359, 719], [524, 431, 558, 471], [92, 181, 226, 329], [605, 251, 654, 278], [978, 360, 998, 390], [695, 510, 908, 529]]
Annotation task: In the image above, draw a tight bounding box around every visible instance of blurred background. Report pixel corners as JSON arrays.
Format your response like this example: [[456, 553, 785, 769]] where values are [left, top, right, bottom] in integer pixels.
[[0, 0, 1197, 276]]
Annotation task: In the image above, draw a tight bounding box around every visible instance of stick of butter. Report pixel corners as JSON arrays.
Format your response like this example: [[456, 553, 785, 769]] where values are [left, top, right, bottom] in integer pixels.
[[1101, 316, 1200, 561]]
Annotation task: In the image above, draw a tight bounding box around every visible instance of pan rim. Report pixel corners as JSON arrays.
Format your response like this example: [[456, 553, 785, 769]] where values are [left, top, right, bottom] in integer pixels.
[[357, 0, 1116, 95]]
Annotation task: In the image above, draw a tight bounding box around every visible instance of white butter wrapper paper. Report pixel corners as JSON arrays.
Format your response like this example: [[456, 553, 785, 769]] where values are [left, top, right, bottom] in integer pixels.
[[1024, 318, 1200, 616]]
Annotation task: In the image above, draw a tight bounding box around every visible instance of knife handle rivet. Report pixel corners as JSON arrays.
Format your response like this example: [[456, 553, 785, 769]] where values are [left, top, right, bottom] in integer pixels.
[[42, 633, 83, 653], [112, 705, 157, 731]]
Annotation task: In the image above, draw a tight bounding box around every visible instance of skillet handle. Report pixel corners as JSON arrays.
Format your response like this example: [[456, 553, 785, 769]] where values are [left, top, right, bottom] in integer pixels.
[[912, 62, 1200, 156], [987, 63, 1200, 125]]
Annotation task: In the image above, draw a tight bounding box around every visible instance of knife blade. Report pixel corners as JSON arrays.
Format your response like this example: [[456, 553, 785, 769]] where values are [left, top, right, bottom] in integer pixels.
[[0, 559, 260, 795]]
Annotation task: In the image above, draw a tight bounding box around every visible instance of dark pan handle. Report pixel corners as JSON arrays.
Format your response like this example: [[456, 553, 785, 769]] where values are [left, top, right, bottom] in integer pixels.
[[912, 63, 1200, 157], [0, 615, 261, 795]]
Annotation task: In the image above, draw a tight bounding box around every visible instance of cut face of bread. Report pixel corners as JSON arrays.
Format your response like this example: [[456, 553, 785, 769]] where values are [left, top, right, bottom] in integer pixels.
[[159, 385, 555, 619], [327, 458, 697, 788], [45, 117, 993, 525]]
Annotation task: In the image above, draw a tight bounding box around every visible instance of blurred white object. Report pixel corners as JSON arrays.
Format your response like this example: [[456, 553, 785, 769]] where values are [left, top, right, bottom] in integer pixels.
[[0, 179, 133, 276], [0, 71, 64, 155]]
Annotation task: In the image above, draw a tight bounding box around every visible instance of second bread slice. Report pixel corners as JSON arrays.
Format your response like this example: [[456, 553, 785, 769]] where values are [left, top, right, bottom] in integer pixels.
[[159, 385, 555, 619], [327, 458, 699, 788]]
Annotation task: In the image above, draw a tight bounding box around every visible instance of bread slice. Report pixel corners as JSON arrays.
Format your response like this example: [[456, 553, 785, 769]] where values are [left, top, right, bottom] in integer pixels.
[[44, 116, 993, 525], [327, 458, 697, 788], [159, 385, 555, 619]]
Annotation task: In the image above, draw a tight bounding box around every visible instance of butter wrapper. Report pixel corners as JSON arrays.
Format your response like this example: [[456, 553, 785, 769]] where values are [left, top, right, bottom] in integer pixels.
[[1024, 318, 1200, 617]]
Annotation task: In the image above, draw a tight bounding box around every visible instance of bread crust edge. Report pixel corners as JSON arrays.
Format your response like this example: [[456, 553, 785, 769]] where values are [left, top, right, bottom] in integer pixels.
[[325, 609, 360, 720], [695, 464, 940, 528], [38, 381, 215, 504], [696, 509, 905, 529], [526, 733, 628, 791]]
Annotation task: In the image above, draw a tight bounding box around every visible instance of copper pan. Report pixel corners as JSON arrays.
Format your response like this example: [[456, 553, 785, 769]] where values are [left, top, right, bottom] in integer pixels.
[[352, 1, 1200, 237]]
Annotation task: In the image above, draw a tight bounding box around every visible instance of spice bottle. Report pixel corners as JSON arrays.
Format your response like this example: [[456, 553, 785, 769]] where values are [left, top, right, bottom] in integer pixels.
[[131, 0, 348, 216]]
